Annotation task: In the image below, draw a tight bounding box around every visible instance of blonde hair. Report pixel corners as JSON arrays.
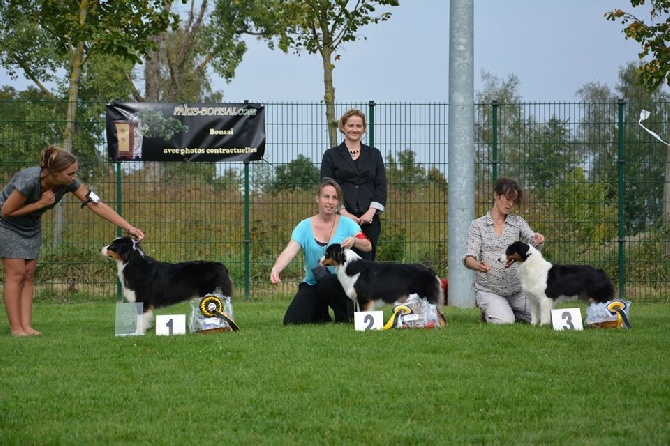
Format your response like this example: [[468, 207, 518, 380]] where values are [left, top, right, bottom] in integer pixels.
[[338, 109, 366, 133], [39, 144, 77, 173]]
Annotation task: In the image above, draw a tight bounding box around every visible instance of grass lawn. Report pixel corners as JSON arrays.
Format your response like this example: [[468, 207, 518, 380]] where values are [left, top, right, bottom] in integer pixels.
[[1, 300, 669, 445]]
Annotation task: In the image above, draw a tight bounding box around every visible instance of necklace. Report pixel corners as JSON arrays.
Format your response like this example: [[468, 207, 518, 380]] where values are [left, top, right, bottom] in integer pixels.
[[349, 149, 359, 156], [315, 215, 338, 246], [326, 215, 338, 242]]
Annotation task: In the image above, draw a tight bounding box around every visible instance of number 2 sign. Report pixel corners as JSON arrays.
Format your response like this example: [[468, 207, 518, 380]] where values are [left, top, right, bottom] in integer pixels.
[[354, 311, 384, 331]]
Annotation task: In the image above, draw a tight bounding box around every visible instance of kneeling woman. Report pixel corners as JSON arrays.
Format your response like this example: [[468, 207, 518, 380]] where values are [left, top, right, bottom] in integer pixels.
[[270, 178, 371, 324]]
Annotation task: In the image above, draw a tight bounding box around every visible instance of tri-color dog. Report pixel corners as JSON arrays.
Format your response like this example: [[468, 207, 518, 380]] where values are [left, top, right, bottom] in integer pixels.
[[500, 241, 614, 325], [320, 243, 447, 327], [101, 236, 232, 334]]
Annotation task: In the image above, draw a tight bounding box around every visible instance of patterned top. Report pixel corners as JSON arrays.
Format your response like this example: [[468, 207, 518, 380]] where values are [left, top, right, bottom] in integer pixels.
[[463, 211, 541, 297]]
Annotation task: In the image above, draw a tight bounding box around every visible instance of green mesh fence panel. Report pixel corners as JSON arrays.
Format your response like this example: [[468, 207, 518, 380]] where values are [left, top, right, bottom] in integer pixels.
[[0, 100, 668, 303]]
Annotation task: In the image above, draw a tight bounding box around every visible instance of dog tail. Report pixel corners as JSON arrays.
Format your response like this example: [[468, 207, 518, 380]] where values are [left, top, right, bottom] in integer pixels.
[[434, 274, 447, 327], [434, 275, 445, 307]]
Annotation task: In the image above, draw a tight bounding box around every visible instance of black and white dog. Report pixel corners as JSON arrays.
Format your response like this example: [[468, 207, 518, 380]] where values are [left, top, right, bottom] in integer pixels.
[[500, 241, 614, 325], [320, 243, 447, 327], [101, 236, 233, 334]]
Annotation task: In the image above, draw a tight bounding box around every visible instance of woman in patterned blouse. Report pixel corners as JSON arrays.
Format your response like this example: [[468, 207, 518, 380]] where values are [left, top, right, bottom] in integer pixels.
[[463, 178, 545, 324]]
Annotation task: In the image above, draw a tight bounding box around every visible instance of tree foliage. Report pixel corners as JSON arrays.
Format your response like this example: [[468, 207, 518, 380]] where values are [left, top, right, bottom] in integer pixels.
[[272, 154, 320, 191], [527, 117, 575, 189], [217, 0, 399, 146], [386, 149, 427, 191], [606, 2, 670, 91], [0, 87, 106, 179], [142, 0, 248, 103], [577, 62, 670, 233], [0, 0, 184, 154], [475, 71, 529, 183]]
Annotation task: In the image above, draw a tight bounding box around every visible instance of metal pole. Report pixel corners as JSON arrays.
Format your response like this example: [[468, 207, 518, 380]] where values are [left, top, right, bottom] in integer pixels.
[[448, 0, 475, 307]]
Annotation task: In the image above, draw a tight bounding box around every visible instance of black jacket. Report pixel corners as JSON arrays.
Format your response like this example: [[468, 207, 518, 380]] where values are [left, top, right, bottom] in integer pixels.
[[321, 142, 387, 216]]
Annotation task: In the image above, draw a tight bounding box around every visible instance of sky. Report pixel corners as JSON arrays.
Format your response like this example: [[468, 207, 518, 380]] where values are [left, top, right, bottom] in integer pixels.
[[215, 0, 645, 103], [0, 0, 647, 102]]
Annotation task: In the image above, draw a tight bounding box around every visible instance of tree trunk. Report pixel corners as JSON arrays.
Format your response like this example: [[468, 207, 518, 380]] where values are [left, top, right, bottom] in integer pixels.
[[320, 30, 337, 148], [145, 38, 163, 102], [143, 33, 167, 189], [54, 6, 87, 248]]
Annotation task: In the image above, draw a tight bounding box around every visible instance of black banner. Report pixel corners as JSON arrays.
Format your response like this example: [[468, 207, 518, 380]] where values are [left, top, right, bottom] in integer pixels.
[[106, 102, 265, 162]]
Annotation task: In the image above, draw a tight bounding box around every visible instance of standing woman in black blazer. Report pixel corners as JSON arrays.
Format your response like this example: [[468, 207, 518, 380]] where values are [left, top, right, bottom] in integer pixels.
[[321, 109, 387, 261]]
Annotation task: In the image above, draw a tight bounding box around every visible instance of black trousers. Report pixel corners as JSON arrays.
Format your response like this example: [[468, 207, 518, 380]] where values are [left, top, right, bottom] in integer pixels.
[[283, 274, 354, 325], [354, 213, 381, 261]]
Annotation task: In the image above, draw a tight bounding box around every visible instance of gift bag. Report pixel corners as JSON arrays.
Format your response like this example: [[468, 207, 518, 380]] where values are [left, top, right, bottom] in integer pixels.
[[385, 294, 440, 329], [585, 300, 631, 329]]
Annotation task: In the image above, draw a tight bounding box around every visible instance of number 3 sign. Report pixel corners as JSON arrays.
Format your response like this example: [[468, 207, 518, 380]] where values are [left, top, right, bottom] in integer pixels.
[[551, 308, 584, 331]]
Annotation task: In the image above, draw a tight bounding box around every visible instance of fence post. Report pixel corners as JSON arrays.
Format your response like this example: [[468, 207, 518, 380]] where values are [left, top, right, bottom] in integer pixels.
[[243, 160, 250, 301], [617, 98, 626, 300], [491, 100, 499, 182], [243, 101, 251, 301], [115, 162, 123, 302], [368, 101, 375, 147]]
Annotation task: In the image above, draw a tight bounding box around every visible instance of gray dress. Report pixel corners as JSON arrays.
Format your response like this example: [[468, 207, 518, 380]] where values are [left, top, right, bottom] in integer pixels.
[[0, 166, 81, 259]]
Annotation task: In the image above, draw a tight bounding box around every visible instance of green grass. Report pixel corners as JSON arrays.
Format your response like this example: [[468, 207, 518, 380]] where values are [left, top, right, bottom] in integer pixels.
[[1, 301, 669, 445]]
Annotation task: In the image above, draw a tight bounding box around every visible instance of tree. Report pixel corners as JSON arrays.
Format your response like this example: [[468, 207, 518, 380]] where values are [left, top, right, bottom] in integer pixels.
[[0, 0, 184, 145], [474, 71, 529, 184], [526, 117, 575, 190], [218, 0, 399, 146], [142, 0, 247, 103], [386, 149, 427, 191], [576, 62, 670, 233], [0, 0, 184, 243], [272, 154, 320, 191], [575, 80, 620, 189], [0, 87, 61, 175], [606, 2, 670, 91]]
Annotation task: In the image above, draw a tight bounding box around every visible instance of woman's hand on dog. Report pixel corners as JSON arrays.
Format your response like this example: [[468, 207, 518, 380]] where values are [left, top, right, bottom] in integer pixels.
[[127, 225, 145, 241], [342, 236, 357, 250]]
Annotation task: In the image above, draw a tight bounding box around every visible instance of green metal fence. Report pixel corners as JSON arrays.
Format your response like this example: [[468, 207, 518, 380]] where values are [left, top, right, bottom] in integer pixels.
[[0, 100, 668, 303]]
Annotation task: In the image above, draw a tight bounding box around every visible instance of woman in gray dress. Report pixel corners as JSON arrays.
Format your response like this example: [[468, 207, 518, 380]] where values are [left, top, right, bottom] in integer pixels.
[[1, 145, 145, 336]]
